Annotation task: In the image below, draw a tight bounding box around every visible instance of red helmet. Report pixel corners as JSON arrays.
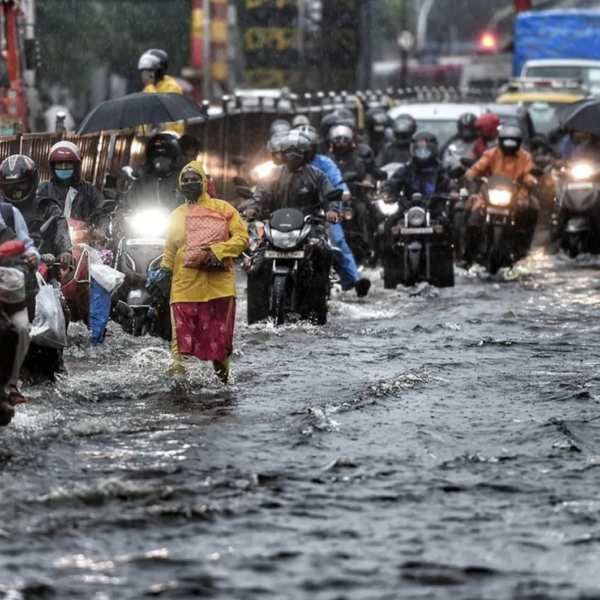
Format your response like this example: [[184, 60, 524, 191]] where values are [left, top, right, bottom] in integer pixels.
[[474, 113, 501, 140], [48, 141, 82, 164]]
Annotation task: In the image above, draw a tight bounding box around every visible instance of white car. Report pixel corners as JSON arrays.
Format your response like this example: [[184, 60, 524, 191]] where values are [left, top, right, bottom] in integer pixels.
[[520, 59, 600, 96]]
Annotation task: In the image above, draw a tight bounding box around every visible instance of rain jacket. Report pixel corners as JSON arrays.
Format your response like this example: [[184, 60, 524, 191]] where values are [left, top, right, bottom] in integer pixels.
[[310, 154, 349, 193], [143, 75, 185, 136], [38, 179, 110, 234], [472, 113, 500, 160], [251, 164, 337, 216], [376, 141, 411, 168], [161, 161, 249, 304], [467, 147, 536, 202], [382, 158, 457, 198]]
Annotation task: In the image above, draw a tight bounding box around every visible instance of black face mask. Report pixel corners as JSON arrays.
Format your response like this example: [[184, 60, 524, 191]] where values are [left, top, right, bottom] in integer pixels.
[[284, 150, 305, 171], [180, 182, 203, 203], [153, 157, 173, 177]]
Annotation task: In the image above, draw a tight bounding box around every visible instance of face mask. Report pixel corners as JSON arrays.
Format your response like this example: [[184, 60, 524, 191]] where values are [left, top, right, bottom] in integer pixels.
[[414, 147, 432, 161], [180, 182, 203, 203], [153, 157, 173, 177], [55, 169, 74, 181], [284, 150, 305, 171]]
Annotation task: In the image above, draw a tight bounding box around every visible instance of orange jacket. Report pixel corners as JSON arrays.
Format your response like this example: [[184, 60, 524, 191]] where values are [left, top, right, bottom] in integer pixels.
[[467, 147, 536, 201]]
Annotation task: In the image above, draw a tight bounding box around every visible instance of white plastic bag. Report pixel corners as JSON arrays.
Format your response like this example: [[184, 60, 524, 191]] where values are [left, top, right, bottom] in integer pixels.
[[78, 243, 124, 295], [30, 274, 66, 349], [89, 263, 124, 295], [0, 267, 25, 304]]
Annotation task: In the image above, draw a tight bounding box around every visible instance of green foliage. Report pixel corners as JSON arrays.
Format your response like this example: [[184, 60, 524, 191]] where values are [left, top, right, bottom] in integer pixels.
[[36, 0, 190, 98]]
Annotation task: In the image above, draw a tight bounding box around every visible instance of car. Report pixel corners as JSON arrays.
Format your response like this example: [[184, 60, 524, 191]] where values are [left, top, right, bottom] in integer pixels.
[[388, 102, 535, 150], [520, 59, 600, 96]]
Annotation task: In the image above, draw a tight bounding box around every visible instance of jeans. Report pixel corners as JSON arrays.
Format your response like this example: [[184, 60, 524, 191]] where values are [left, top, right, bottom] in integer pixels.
[[328, 222, 360, 290]]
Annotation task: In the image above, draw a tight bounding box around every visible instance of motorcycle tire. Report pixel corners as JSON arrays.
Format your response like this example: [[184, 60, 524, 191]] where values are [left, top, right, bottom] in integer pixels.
[[272, 275, 287, 326], [246, 272, 270, 325], [487, 228, 506, 275], [430, 246, 455, 288], [568, 233, 584, 259]]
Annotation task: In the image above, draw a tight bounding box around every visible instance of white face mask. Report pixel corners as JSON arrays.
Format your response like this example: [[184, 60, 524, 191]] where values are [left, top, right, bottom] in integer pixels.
[[502, 139, 518, 148]]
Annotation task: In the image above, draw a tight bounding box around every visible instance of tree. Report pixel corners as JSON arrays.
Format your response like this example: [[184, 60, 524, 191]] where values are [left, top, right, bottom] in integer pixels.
[[36, 0, 190, 105]]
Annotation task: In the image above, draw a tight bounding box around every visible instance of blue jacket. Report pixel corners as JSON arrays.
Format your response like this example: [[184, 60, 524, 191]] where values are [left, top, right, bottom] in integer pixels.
[[310, 154, 350, 193]]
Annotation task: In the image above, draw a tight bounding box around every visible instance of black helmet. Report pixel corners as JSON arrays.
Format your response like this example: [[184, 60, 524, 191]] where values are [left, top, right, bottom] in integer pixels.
[[410, 131, 439, 166], [457, 112, 478, 141], [138, 49, 169, 80], [270, 119, 291, 137], [320, 110, 357, 140], [392, 114, 417, 142], [146, 132, 181, 177], [0, 155, 39, 205], [365, 107, 390, 133], [280, 130, 312, 171], [498, 123, 523, 155]]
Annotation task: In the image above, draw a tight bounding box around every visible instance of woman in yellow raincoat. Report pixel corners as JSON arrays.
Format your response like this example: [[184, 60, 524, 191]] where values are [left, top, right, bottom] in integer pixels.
[[161, 161, 249, 382]]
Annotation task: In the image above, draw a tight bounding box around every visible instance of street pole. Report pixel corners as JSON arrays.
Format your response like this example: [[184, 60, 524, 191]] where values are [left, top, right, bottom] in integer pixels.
[[399, 0, 408, 88], [190, 0, 203, 102], [416, 0, 436, 51]]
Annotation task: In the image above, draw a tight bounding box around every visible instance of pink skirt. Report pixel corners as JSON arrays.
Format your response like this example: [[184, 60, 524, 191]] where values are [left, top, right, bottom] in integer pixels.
[[172, 297, 235, 362]]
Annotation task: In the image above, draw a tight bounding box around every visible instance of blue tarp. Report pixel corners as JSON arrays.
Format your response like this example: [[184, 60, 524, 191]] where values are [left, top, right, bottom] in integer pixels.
[[514, 10, 600, 76], [89, 280, 111, 346]]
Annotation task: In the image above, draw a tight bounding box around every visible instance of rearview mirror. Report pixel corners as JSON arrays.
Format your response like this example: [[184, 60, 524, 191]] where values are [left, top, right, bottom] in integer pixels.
[[231, 156, 246, 167], [460, 157, 475, 168], [233, 176, 249, 187], [236, 186, 254, 200], [449, 166, 466, 179]]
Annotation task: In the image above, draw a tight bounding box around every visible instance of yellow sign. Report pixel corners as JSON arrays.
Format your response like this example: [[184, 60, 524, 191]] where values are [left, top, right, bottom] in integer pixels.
[[245, 28, 300, 52], [246, 0, 297, 8]]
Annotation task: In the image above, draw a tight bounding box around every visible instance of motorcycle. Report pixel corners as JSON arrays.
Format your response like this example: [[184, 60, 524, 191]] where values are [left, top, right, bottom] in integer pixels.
[[553, 161, 600, 257], [243, 187, 343, 326], [112, 166, 173, 339], [383, 192, 454, 289]]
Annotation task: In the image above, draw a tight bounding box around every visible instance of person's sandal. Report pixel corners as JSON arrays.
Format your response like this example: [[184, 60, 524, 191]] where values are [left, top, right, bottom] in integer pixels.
[[8, 386, 26, 406]]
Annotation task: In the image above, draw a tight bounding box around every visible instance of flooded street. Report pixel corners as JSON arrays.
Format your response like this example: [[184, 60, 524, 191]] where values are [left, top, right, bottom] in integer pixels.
[[3, 250, 600, 599]]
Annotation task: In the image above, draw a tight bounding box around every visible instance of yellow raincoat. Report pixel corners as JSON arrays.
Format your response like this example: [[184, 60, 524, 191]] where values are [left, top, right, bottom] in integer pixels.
[[143, 75, 185, 136], [161, 161, 249, 304]]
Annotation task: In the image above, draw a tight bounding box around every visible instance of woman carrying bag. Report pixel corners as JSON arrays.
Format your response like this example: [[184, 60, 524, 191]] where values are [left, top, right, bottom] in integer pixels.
[[161, 161, 249, 383]]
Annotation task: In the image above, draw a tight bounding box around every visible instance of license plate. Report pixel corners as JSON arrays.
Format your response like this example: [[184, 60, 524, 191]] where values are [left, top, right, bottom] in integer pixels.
[[487, 208, 510, 216], [400, 227, 433, 235], [567, 183, 594, 191], [127, 238, 165, 246], [265, 250, 304, 259]]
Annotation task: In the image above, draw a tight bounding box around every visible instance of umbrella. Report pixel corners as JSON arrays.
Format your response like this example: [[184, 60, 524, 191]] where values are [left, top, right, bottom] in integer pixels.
[[559, 98, 600, 136], [77, 92, 207, 134]]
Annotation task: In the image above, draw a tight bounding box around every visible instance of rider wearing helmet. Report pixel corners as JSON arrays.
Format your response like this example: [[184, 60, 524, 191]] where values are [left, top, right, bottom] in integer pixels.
[[298, 124, 371, 297], [472, 113, 500, 160], [270, 119, 292, 138], [128, 132, 185, 211], [1, 154, 72, 267], [382, 131, 457, 199], [38, 141, 110, 239], [465, 123, 539, 260], [377, 114, 416, 167], [365, 107, 391, 155], [442, 112, 479, 168], [138, 48, 184, 135]]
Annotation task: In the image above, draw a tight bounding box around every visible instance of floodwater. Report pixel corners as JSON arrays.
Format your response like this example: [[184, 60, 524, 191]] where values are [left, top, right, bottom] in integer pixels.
[[2, 250, 600, 599]]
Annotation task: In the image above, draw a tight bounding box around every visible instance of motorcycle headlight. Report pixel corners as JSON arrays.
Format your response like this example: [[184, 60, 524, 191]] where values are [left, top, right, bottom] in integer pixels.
[[406, 206, 426, 226], [377, 199, 399, 216], [570, 163, 594, 180], [270, 230, 300, 249], [126, 208, 169, 237], [488, 189, 512, 207]]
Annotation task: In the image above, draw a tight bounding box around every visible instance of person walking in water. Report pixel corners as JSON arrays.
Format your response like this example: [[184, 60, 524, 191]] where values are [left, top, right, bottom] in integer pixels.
[[161, 161, 249, 383]]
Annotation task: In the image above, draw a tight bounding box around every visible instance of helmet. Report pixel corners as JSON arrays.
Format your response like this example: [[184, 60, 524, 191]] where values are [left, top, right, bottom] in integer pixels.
[[280, 130, 312, 171], [270, 119, 291, 137], [0, 155, 39, 205], [457, 112, 478, 141], [328, 124, 355, 157], [146, 132, 181, 177], [295, 125, 319, 159], [410, 131, 439, 166], [138, 49, 169, 80], [292, 115, 311, 128], [268, 131, 288, 154], [498, 123, 523, 155], [475, 113, 500, 140], [392, 114, 417, 142], [48, 140, 82, 164], [320, 110, 357, 140], [365, 107, 390, 134]]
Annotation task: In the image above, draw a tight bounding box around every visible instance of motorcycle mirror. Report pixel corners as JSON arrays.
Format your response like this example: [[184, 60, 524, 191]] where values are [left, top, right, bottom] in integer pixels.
[[326, 189, 344, 202], [39, 215, 57, 237], [231, 156, 246, 167], [449, 166, 466, 179], [554, 160, 565, 170], [460, 157, 475, 168], [342, 171, 360, 183], [233, 176, 249, 187], [236, 186, 254, 200]]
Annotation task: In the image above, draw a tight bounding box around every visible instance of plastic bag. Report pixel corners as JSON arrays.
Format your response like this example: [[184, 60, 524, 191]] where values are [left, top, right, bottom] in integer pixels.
[[0, 267, 25, 304], [89, 280, 111, 346], [77, 243, 124, 294], [183, 206, 231, 270], [30, 275, 67, 349]]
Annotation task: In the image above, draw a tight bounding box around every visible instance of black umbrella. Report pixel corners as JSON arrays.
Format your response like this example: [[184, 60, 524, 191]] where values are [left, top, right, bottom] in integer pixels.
[[559, 98, 600, 136], [77, 92, 207, 134]]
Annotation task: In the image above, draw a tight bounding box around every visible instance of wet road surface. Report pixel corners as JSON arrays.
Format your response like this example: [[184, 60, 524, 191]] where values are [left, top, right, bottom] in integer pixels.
[[2, 250, 600, 599]]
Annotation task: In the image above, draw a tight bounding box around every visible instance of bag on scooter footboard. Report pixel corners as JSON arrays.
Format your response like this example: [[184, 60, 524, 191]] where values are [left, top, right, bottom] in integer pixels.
[[30, 274, 67, 349], [89, 280, 111, 346]]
